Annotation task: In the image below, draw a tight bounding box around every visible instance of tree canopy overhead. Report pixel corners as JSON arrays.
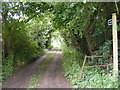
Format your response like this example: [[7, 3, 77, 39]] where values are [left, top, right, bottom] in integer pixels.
[[2, 1, 120, 60]]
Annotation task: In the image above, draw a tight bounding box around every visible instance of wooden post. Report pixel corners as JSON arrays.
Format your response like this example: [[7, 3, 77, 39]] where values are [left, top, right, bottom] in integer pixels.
[[112, 13, 118, 76], [80, 55, 87, 78]]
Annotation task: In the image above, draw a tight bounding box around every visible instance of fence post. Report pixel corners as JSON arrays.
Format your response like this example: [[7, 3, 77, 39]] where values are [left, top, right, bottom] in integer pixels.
[[80, 55, 87, 78], [112, 13, 118, 76]]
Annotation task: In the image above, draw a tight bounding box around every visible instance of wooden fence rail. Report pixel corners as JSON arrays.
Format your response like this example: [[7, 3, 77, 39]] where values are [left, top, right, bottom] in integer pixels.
[[84, 63, 113, 68], [80, 55, 113, 78]]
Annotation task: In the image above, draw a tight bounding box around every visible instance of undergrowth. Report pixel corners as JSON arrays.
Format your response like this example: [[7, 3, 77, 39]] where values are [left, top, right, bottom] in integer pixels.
[[62, 45, 119, 88], [2, 49, 49, 80], [78, 68, 118, 88], [2, 55, 13, 80]]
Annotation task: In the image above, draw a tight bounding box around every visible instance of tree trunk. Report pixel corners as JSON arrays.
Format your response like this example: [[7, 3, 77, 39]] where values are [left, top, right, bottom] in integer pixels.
[[85, 29, 94, 55]]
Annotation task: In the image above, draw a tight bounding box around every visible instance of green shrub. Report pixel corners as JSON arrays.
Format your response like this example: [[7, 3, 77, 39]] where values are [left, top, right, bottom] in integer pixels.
[[78, 68, 118, 88], [91, 40, 112, 65], [62, 45, 83, 86], [2, 55, 13, 80], [62, 45, 118, 88], [47, 45, 53, 50]]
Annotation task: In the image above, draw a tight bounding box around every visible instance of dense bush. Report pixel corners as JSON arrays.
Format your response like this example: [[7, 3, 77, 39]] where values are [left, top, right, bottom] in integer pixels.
[[62, 45, 83, 86], [62, 45, 118, 88], [2, 55, 13, 80], [78, 68, 118, 88], [88, 40, 112, 66]]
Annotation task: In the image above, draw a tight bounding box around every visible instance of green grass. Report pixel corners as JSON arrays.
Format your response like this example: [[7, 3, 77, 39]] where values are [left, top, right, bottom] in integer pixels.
[[27, 51, 56, 88]]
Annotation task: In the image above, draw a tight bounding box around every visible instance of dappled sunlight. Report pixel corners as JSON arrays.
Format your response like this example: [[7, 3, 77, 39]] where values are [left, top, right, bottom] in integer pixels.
[[51, 39, 61, 48], [51, 31, 63, 49]]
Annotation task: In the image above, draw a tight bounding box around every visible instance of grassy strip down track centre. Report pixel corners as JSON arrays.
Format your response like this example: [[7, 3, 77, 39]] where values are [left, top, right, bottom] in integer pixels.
[[28, 51, 56, 88]]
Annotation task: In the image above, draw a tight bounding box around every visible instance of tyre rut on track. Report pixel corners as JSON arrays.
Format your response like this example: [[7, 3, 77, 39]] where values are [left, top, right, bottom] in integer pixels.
[[39, 49, 72, 88]]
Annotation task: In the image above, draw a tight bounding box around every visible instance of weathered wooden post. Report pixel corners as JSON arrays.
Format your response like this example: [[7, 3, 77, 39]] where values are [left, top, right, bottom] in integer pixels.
[[112, 13, 118, 76]]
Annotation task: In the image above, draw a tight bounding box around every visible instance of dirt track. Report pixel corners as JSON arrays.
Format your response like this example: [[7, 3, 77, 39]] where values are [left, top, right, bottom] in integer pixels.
[[3, 49, 72, 88], [39, 49, 72, 88]]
